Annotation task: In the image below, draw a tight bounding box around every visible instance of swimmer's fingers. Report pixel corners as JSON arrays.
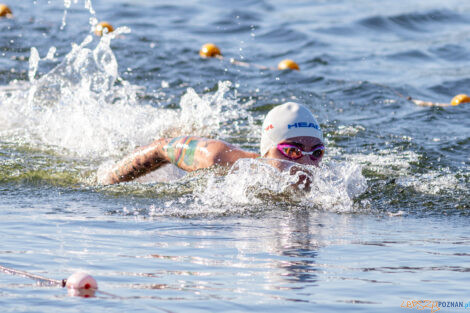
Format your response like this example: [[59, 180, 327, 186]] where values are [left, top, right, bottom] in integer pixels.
[[289, 166, 313, 192], [289, 165, 313, 177]]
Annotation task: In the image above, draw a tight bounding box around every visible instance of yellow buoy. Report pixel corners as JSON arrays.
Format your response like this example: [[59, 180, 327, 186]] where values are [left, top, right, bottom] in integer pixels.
[[278, 59, 300, 71], [450, 94, 470, 106], [94, 22, 114, 36], [0, 4, 12, 17], [199, 43, 221, 58]]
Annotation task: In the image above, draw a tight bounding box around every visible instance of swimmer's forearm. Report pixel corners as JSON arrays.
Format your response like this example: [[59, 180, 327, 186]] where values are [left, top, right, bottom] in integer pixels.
[[106, 139, 169, 184]]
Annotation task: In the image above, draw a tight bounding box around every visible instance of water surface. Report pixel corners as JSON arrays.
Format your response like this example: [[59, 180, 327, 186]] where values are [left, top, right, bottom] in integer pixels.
[[0, 0, 469, 312]]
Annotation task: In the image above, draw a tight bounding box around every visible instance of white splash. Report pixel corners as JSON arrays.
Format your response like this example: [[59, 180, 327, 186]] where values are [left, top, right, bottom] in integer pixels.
[[61, 0, 95, 31], [157, 159, 368, 215], [28, 48, 40, 82], [0, 32, 255, 161]]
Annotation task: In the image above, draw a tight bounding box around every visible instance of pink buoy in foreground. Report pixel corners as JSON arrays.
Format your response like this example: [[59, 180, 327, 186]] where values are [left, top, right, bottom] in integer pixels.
[[66, 271, 98, 298]]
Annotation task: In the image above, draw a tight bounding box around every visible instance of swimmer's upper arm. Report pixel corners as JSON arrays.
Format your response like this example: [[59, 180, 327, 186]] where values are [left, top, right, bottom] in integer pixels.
[[210, 142, 259, 166], [185, 139, 258, 169], [163, 137, 258, 170]]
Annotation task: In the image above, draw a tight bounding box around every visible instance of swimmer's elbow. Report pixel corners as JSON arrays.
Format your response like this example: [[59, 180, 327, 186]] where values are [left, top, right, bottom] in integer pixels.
[[207, 151, 225, 167], [208, 150, 234, 168], [198, 141, 241, 168]]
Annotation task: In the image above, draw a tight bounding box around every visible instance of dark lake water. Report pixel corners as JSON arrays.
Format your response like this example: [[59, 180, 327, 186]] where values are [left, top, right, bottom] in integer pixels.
[[0, 0, 469, 312]]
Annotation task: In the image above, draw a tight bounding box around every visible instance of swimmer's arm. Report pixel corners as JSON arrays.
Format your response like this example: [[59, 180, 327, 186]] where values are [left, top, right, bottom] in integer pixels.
[[102, 136, 259, 184], [160, 136, 259, 171]]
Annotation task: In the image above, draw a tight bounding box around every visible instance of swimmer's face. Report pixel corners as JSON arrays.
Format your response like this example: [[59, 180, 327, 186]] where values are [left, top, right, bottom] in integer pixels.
[[266, 136, 324, 166]]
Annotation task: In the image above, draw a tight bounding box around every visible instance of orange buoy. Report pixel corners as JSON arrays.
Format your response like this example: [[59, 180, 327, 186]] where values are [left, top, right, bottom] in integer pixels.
[[450, 94, 470, 106], [0, 4, 12, 17], [199, 43, 221, 58], [278, 59, 300, 71], [94, 21, 114, 36]]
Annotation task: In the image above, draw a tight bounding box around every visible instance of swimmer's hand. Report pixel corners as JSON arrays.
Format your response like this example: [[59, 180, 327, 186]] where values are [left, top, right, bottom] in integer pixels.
[[289, 165, 313, 193]]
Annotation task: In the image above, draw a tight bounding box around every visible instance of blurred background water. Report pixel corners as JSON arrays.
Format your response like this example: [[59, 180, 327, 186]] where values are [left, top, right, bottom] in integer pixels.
[[0, 0, 469, 312]]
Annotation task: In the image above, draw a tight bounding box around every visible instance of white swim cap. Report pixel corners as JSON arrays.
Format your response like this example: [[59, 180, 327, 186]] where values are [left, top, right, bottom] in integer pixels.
[[260, 102, 323, 156]]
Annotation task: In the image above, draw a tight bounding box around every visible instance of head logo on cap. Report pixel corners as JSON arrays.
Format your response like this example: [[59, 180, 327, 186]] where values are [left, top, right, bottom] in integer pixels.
[[288, 122, 320, 130]]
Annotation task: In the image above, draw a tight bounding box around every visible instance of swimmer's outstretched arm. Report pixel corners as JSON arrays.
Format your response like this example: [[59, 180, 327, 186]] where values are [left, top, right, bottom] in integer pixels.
[[102, 136, 259, 185]]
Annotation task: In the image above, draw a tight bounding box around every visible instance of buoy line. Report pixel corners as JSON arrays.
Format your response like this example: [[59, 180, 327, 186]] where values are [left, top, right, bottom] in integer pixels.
[[0, 264, 111, 298], [0, 263, 179, 312], [198, 43, 468, 107], [199, 43, 300, 71]]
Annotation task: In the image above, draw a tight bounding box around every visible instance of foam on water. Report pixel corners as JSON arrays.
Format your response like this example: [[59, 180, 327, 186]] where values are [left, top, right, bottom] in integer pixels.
[[134, 159, 367, 217], [397, 170, 467, 195], [350, 148, 468, 197], [352, 149, 419, 176]]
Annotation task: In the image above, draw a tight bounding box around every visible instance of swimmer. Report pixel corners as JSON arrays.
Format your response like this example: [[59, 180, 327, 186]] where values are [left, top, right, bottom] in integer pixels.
[[101, 102, 325, 188]]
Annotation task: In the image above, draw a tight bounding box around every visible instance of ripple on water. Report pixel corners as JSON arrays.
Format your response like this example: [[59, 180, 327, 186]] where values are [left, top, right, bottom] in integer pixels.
[[357, 9, 464, 34]]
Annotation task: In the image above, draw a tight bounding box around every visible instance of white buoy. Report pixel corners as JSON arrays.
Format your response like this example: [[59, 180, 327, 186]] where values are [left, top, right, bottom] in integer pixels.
[[66, 271, 98, 298]]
